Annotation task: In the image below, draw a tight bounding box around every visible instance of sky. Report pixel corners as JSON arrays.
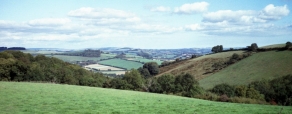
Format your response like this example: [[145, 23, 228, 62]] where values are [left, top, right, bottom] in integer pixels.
[[0, 0, 291, 49]]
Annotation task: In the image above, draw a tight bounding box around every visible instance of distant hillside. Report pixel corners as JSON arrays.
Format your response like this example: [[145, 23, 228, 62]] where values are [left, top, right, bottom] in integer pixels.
[[199, 50, 292, 89], [158, 51, 245, 80], [1, 82, 291, 114], [260, 43, 285, 48]]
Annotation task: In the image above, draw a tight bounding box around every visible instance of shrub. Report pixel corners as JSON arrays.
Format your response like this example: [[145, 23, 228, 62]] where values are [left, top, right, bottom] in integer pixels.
[[143, 62, 159, 76], [195, 92, 219, 101], [229, 97, 268, 105], [211, 83, 235, 97], [219, 94, 229, 102], [157, 74, 175, 94], [234, 85, 247, 97], [246, 87, 265, 100]]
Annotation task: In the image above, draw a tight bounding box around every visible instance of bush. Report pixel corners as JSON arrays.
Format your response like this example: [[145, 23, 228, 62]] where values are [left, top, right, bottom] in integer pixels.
[[246, 87, 265, 100], [219, 94, 229, 102], [234, 85, 247, 97], [211, 83, 235, 97], [143, 62, 159, 76], [269, 75, 292, 105], [195, 92, 219, 101], [229, 97, 268, 104], [157, 74, 175, 93]]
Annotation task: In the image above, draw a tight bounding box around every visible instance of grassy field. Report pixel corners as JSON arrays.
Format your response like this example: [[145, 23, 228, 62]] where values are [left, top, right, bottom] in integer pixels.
[[47, 54, 116, 62], [199, 50, 292, 89], [22, 50, 63, 55], [127, 58, 163, 65], [84, 64, 126, 75], [260, 43, 285, 48], [100, 71, 126, 75], [1, 82, 291, 114], [98, 59, 143, 70]]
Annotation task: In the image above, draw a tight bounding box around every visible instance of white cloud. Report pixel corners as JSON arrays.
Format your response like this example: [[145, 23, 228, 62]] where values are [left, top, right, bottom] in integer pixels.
[[174, 2, 209, 14], [186, 4, 291, 37], [202, 10, 262, 24], [259, 4, 290, 20], [203, 4, 289, 24], [150, 6, 171, 12], [185, 24, 203, 31], [28, 18, 71, 26], [190, 4, 291, 36], [68, 7, 142, 27], [129, 24, 182, 34], [68, 7, 135, 19]]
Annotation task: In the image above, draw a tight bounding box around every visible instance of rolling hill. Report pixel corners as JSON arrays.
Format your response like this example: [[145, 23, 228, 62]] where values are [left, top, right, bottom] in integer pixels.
[[199, 50, 292, 89], [1, 82, 291, 114], [158, 44, 291, 90], [158, 50, 246, 80]]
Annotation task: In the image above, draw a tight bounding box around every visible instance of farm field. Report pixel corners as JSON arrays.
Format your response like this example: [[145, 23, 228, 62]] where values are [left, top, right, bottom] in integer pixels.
[[98, 59, 143, 70], [100, 71, 126, 75], [1, 82, 291, 114], [21, 50, 63, 55], [127, 58, 163, 65], [84, 64, 126, 75], [199, 50, 292, 89], [46, 54, 116, 62], [84, 64, 124, 71]]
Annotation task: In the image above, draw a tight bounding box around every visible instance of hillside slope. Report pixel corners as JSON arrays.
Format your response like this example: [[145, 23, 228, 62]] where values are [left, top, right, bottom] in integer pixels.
[[260, 43, 285, 48], [158, 51, 245, 80], [1, 82, 292, 114], [199, 50, 292, 89]]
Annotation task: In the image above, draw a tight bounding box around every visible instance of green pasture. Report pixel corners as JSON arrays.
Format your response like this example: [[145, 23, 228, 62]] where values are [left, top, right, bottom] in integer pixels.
[[164, 54, 177, 58], [1, 82, 291, 114], [130, 58, 163, 65], [46, 54, 116, 62], [98, 59, 143, 70], [199, 50, 292, 89], [260, 43, 285, 48]]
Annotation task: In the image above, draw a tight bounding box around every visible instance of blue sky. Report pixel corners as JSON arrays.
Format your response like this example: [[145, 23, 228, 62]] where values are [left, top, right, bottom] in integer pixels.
[[0, 0, 291, 49]]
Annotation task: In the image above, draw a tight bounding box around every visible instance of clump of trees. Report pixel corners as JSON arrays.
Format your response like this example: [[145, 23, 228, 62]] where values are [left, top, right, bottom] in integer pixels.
[[138, 62, 159, 78], [211, 45, 223, 53], [286, 41, 291, 49], [148, 73, 204, 97], [137, 52, 152, 59], [110, 69, 145, 91], [205, 75, 292, 105]]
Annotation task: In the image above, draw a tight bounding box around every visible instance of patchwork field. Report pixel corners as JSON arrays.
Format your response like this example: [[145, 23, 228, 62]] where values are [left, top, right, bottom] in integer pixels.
[[46, 54, 116, 62], [84, 64, 126, 75], [199, 50, 292, 89], [1, 82, 291, 114], [98, 59, 143, 70], [127, 58, 163, 65], [84, 64, 125, 71], [100, 71, 126, 75]]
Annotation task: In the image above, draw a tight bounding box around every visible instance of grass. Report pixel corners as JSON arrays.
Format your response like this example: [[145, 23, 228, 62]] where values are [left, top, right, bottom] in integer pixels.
[[199, 50, 292, 89], [1, 82, 292, 114], [128, 58, 163, 65], [98, 59, 143, 70], [260, 43, 285, 48], [158, 51, 245, 79], [47, 54, 116, 62]]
